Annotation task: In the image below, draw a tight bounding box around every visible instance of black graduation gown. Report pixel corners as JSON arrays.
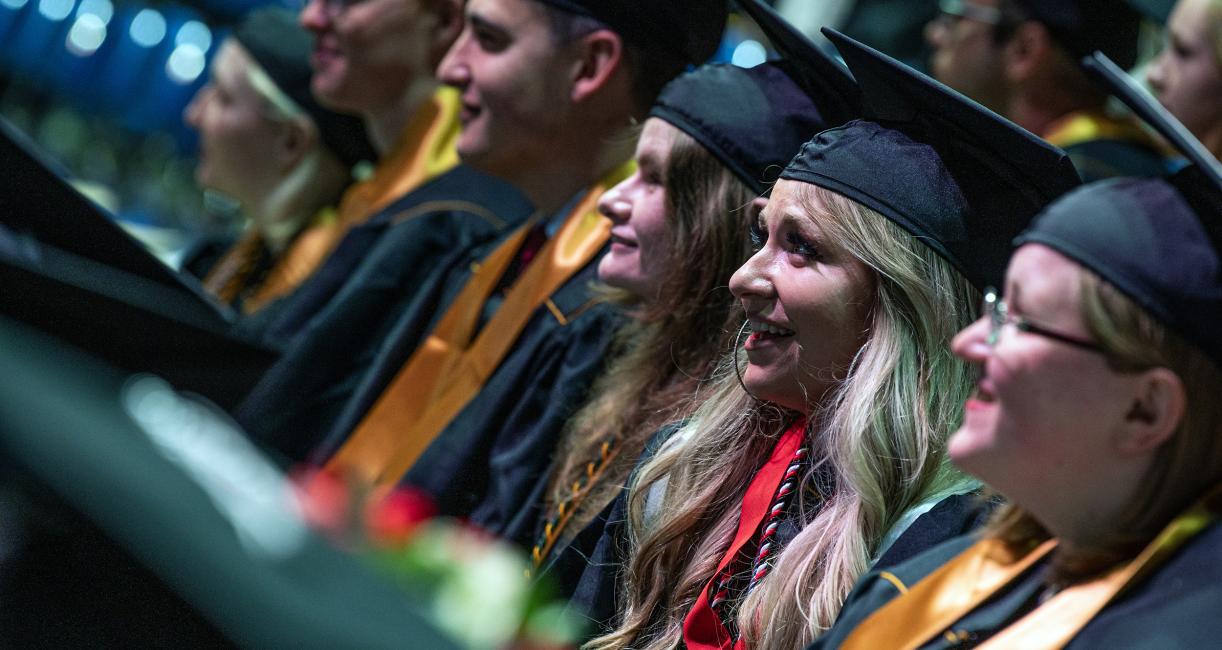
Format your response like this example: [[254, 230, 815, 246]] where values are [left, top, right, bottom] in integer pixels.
[[0, 315, 458, 648], [233, 167, 533, 461], [810, 522, 1222, 649], [392, 258, 622, 522], [545, 422, 990, 641], [1062, 138, 1167, 184]]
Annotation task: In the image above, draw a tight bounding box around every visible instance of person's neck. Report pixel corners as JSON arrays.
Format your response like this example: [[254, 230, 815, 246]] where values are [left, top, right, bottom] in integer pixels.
[[517, 125, 635, 216], [364, 78, 440, 154]]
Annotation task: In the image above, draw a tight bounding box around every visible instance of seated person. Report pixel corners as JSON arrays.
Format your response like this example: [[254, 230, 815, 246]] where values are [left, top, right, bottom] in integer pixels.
[[184, 8, 375, 314]]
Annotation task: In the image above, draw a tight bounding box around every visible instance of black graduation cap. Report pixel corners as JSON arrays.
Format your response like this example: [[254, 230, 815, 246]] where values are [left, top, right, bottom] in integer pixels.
[[0, 232, 277, 411], [0, 117, 224, 303], [0, 315, 458, 648], [533, 0, 727, 66], [1010, 0, 1146, 68], [1013, 53, 1222, 367], [233, 7, 376, 170], [780, 28, 1081, 290], [647, 0, 860, 195]]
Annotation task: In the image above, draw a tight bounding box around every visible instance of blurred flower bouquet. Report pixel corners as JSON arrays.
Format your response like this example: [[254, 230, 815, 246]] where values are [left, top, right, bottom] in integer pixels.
[[292, 468, 582, 649]]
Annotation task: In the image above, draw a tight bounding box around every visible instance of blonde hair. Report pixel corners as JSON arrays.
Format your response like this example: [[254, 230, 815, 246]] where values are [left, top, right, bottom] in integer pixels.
[[588, 183, 980, 650], [988, 265, 1222, 582]]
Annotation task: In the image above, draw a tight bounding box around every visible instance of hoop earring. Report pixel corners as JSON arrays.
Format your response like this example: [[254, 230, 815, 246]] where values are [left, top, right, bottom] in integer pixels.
[[734, 320, 759, 401]]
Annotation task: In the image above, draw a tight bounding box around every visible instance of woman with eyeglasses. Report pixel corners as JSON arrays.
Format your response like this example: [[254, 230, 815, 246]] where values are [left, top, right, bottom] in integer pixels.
[[588, 27, 1082, 650], [808, 95, 1222, 650], [1146, 0, 1222, 158]]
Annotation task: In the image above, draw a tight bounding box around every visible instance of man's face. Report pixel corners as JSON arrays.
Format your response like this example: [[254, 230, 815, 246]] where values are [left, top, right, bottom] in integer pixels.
[[436, 0, 578, 182], [924, 0, 1010, 110], [299, 0, 439, 113]]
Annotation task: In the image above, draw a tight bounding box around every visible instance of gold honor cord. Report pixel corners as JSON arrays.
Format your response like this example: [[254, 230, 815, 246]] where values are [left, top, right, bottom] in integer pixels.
[[842, 483, 1222, 650], [327, 161, 636, 488]]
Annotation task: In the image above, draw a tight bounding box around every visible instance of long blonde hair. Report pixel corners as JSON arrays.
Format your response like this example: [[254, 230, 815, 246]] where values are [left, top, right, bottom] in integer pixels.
[[988, 265, 1222, 582], [588, 183, 981, 650]]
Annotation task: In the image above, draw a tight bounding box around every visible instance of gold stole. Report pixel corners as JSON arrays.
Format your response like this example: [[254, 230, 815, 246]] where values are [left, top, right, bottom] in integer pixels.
[[334, 86, 463, 226], [842, 485, 1222, 650], [1042, 109, 1164, 154], [203, 207, 339, 314], [325, 161, 635, 487]]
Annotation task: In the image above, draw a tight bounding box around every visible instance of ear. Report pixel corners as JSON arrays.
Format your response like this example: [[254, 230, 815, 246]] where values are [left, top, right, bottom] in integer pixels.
[[1002, 21, 1052, 83], [1117, 367, 1186, 456], [570, 29, 625, 104], [276, 117, 315, 172]]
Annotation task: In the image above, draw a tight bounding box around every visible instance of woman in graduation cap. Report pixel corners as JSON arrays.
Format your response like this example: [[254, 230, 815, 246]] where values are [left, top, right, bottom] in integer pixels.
[[521, 0, 859, 614], [1146, 0, 1222, 157], [589, 21, 1083, 650], [184, 8, 375, 314], [812, 61, 1222, 650]]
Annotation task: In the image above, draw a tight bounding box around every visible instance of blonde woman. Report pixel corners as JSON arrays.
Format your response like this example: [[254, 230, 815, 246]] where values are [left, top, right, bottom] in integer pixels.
[[185, 8, 373, 314], [814, 62, 1222, 650], [590, 29, 1083, 650]]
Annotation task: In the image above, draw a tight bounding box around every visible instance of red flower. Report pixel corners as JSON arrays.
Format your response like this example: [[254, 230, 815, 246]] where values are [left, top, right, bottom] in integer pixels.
[[365, 486, 437, 547]]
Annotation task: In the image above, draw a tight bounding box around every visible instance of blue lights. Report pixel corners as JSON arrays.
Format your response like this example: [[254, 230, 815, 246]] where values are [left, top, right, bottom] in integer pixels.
[[129, 7, 165, 48]]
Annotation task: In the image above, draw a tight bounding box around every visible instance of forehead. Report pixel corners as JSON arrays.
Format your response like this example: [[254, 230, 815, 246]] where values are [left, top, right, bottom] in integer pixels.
[[212, 41, 252, 86], [1007, 244, 1086, 314], [466, 0, 551, 30], [636, 118, 679, 159], [1168, 0, 1213, 40]]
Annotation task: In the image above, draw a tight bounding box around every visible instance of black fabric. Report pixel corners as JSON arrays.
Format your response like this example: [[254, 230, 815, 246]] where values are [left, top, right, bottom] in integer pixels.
[[1012, 0, 1144, 68], [0, 316, 458, 648], [533, 0, 726, 65], [1015, 172, 1222, 368], [811, 523, 1222, 649], [873, 493, 997, 569], [233, 7, 376, 170], [782, 29, 1081, 290], [235, 166, 534, 458], [1061, 136, 1168, 184], [0, 232, 276, 412]]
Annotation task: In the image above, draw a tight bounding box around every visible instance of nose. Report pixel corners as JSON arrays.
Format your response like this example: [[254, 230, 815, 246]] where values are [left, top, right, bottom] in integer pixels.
[[951, 315, 992, 364], [729, 247, 775, 303], [437, 29, 472, 88], [299, 0, 329, 34], [184, 85, 207, 129], [1145, 51, 1168, 94], [924, 15, 948, 49], [598, 176, 633, 225]]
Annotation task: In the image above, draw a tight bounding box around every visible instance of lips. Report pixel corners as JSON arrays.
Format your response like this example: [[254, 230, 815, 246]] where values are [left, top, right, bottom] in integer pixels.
[[609, 233, 638, 248], [458, 101, 481, 126], [743, 317, 795, 351]]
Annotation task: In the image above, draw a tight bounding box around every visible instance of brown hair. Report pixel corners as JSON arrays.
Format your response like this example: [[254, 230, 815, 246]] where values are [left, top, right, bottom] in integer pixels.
[[545, 125, 757, 548]]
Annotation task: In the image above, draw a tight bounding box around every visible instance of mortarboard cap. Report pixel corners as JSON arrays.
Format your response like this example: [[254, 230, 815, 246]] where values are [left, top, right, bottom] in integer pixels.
[[533, 0, 727, 66], [1010, 0, 1144, 69], [0, 233, 277, 411], [647, 0, 860, 194], [234, 7, 377, 171], [780, 28, 1081, 290], [0, 315, 458, 647], [1014, 53, 1222, 366]]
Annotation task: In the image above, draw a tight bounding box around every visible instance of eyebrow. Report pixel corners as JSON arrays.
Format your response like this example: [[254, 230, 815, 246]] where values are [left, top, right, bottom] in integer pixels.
[[468, 12, 508, 37]]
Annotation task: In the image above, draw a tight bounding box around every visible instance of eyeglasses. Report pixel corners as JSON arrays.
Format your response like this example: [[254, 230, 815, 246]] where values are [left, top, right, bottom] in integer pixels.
[[982, 287, 1103, 353], [935, 0, 1006, 27]]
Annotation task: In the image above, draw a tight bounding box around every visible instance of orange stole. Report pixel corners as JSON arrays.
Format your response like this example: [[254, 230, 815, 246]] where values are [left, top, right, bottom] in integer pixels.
[[1043, 109, 1163, 153], [203, 207, 340, 314], [842, 484, 1222, 650], [335, 86, 462, 226], [325, 162, 635, 487]]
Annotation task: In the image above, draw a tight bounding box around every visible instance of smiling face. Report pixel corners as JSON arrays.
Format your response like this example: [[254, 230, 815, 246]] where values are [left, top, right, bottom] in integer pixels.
[[184, 41, 284, 206], [299, 0, 440, 113], [1146, 0, 1222, 155], [436, 0, 577, 183], [728, 180, 876, 413], [596, 118, 676, 300], [948, 244, 1146, 504]]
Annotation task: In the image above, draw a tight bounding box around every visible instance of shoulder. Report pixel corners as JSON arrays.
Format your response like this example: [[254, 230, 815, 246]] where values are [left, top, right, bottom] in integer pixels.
[[374, 165, 534, 231], [875, 492, 994, 568], [1071, 521, 1222, 648], [812, 534, 979, 650]]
